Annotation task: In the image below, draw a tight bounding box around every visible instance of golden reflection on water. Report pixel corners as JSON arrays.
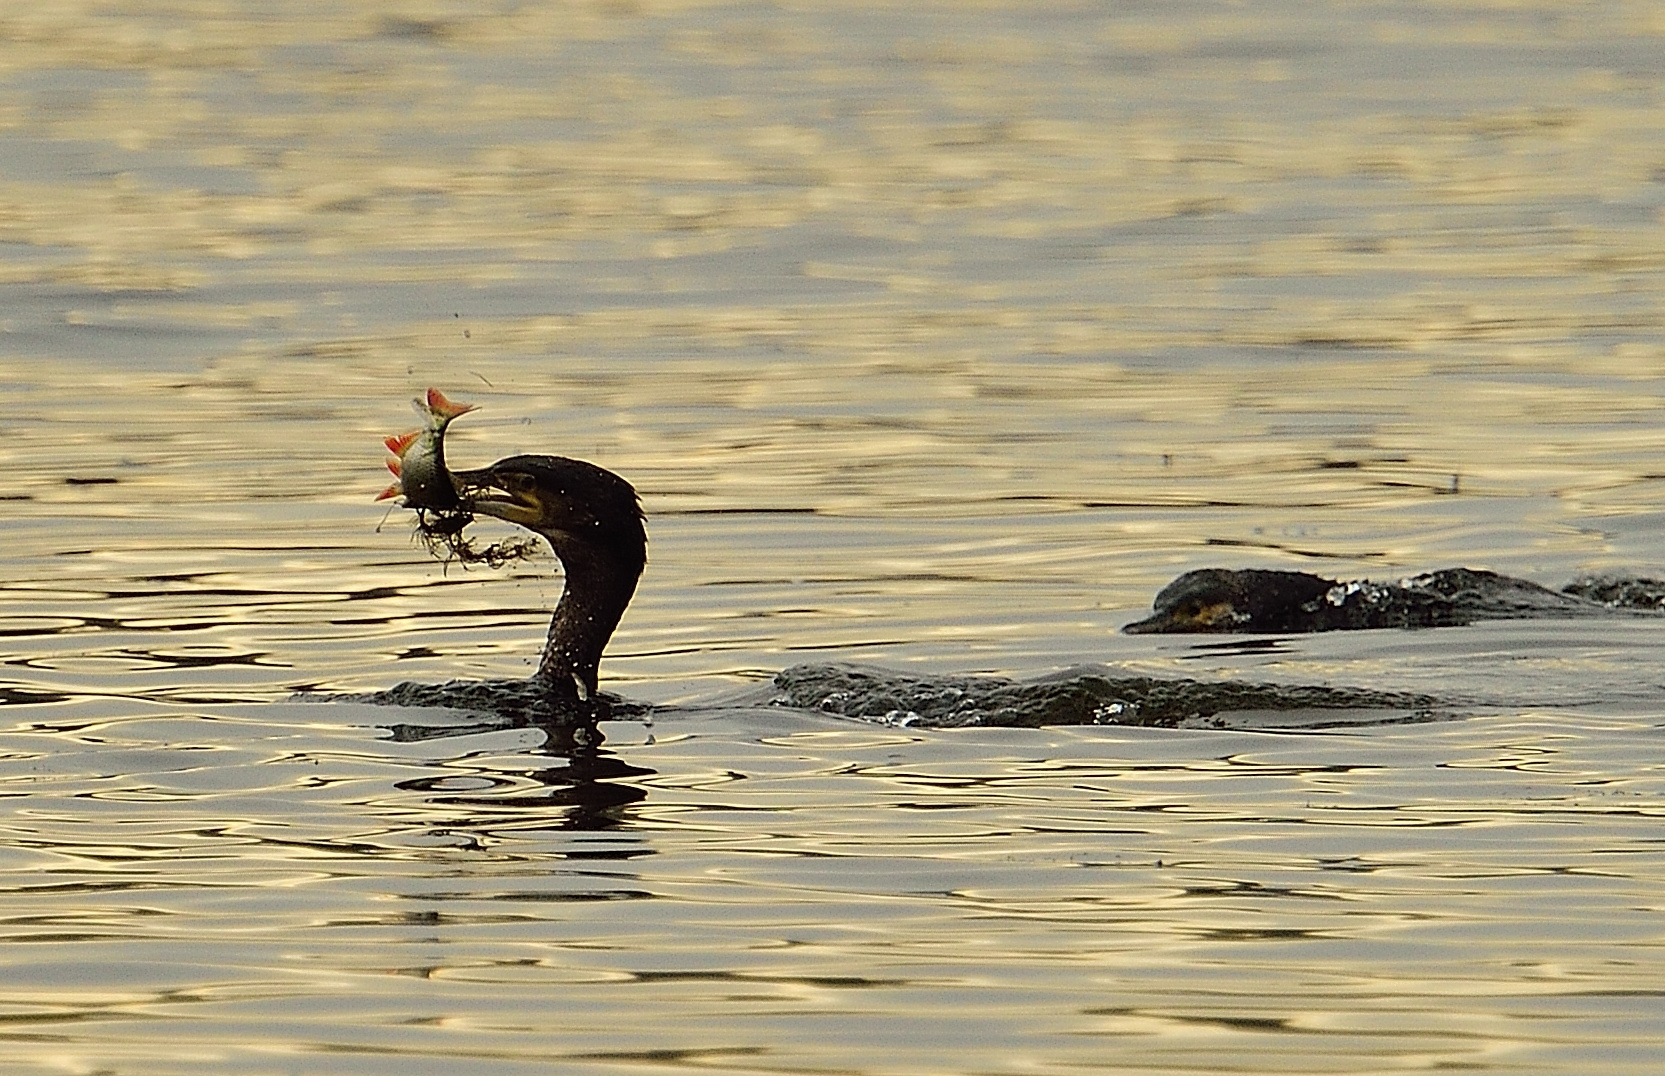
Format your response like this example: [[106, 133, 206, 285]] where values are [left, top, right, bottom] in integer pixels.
[[2, 699, 1663, 1074], [4, 1, 1665, 1073]]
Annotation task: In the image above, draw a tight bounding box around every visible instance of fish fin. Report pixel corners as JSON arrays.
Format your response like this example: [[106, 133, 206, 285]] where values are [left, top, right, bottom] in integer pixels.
[[384, 430, 420, 457], [385, 458, 402, 476], [375, 484, 402, 501], [425, 387, 476, 420]]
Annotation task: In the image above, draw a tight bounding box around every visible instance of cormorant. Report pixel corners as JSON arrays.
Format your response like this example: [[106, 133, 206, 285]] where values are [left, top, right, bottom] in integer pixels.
[[1123, 566, 1612, 634], [449, 454, 647, 703]]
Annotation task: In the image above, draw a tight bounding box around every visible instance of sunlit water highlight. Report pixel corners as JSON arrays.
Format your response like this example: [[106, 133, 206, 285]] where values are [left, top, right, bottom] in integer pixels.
[[4, 2, 1665, 1073]]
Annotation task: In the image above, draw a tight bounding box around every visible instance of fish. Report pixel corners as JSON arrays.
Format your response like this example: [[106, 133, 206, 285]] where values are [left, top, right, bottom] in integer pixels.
[[377, 389, 541, 568], [377, 388, 475, 511]]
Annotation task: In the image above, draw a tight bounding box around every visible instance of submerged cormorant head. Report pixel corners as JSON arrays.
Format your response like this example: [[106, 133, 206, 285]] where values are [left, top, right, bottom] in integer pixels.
[[1123, 568, 1335, 634], [451, 454, 647, 702]]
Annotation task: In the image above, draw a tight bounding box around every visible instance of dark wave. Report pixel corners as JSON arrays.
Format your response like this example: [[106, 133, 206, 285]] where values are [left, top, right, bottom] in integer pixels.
[[767, 662, 1449, 729]]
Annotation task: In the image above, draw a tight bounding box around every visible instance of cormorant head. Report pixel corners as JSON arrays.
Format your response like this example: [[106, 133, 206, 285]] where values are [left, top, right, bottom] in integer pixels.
[[452, 454, 646, 579], [450, 454, 647, 703], [1123, 568, 1334, 634]]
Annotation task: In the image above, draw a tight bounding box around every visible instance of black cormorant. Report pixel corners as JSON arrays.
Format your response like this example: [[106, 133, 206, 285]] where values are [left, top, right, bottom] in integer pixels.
[[449, 455, 647, 703], [1123, 566, 1611, 634]]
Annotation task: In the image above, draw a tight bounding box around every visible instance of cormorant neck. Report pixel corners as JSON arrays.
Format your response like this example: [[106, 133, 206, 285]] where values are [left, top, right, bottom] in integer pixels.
[[536, 537, 643, 703]]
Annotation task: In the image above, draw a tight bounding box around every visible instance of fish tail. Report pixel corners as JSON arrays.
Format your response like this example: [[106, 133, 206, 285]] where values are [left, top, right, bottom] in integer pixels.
[[425, 387, 476, 421]]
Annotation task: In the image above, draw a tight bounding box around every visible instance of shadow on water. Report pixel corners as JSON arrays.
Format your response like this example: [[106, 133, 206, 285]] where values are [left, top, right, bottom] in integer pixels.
[[384, 711, 655, 832]]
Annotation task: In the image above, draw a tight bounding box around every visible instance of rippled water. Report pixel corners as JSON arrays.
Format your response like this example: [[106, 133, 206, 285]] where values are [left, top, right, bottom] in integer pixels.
[[5, 2, 1665, 1073]]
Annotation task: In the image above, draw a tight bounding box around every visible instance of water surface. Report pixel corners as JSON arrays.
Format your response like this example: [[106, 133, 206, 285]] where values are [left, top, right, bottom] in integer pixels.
[[4, 2, 1665, 1073]]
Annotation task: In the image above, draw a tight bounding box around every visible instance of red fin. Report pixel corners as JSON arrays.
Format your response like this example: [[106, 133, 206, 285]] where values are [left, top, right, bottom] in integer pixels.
[[385, 458, 402, 476], [384, 431, 420, 457], [425, 388, 476, 420], [375, 484, 401, 501]]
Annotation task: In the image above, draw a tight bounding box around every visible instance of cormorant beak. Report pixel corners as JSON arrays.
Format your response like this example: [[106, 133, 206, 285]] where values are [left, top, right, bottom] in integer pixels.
[[1123, 600, 1241, 634], [451, 466, 546, 530]]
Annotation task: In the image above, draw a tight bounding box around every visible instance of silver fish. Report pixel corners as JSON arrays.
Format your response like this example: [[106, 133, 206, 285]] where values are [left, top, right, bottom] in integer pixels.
[[377, 388, 475, 512]]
